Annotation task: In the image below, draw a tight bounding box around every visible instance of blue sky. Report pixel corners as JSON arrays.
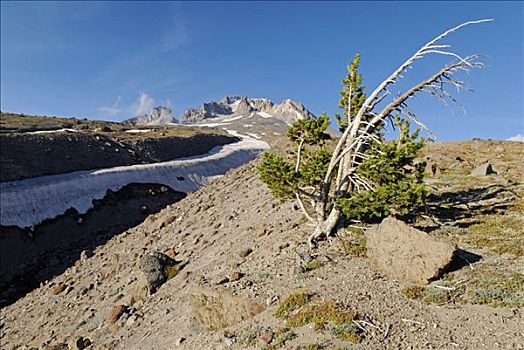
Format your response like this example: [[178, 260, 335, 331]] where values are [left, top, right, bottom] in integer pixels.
[[1, 1, 522, 141]]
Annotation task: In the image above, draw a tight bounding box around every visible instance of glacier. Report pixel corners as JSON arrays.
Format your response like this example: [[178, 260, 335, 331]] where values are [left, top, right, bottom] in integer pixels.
[[0, 131, 269, 228]]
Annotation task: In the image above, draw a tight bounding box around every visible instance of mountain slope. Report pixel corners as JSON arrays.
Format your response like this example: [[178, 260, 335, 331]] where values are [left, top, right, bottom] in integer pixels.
[[1, 140, 523, 350]]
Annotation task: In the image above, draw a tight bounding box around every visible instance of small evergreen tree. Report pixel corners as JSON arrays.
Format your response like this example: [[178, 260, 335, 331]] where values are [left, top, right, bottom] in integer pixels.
[[257, 19, 491, 246], [258, 56, 428, 226]]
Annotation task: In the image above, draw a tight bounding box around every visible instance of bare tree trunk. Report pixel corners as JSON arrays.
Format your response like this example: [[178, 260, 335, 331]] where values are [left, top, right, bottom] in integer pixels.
[[308, 206, 341, 247]]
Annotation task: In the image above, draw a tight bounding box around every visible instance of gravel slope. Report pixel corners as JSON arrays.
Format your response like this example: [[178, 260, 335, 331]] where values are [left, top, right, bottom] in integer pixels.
[[1, 140, 522, 350]]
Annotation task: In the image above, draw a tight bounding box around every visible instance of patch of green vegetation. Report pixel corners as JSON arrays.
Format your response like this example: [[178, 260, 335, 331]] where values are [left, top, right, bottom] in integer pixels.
[[286, 301, 356, 329], [401, 272, 524, 308], [304, 343, 324, 350], [328, 323, 361, 344], [306, 260, 323, 271], [422, 286, 451, 305], [275, 290, 310, 319], [236, 327, 260, 347], [464, 214, 524, 256], [338, 229, 367, 257], [273, 327, 296, 346], [275, 292, 361, 345], [402, 285, 426, 300], [467, 272, 524, 307], [164, 264, 179, 279]]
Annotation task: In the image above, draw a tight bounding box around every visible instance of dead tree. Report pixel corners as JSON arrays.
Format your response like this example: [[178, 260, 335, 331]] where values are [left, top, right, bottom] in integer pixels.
[[305, 19, 493, 246]]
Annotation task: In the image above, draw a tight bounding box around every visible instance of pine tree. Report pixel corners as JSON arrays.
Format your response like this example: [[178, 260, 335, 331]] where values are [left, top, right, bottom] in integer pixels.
[[335, 55, 367, 132], [257, 19, 490, 246]]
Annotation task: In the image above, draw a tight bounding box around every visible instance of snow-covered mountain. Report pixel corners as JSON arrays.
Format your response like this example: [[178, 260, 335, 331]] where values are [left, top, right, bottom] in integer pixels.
[[180, 96, 314, 125], [122, 106, 178, 126]]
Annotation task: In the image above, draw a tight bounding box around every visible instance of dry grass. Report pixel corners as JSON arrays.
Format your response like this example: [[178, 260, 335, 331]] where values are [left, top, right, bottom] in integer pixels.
[[189, 285, 265, 330]]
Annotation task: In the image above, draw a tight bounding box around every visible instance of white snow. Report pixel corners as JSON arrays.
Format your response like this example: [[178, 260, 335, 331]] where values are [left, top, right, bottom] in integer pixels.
[[198, 122, 231, 128], [243, 124, 253, 128], [125, 129, 152, 133], [222, 114, 246, 122], [230, 100, 242, 111], [28, 128, 78, 134], [257, 112, 273, 119], [0, 132, 269, 228], [245, 133, 262, 139]]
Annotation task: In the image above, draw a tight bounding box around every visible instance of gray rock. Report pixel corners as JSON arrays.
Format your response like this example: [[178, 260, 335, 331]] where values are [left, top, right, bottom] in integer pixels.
[[122, 106, 177, 126], [366, 217, 457, 284], [471, 162, 496, 176], [80, 250, 94, 261], [180, 96, 314, 124], [139, 251, 177, 294]]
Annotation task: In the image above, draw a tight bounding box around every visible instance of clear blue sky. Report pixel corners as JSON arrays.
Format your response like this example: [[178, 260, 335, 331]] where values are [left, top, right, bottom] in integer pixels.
[[1, 1, 522, 140]]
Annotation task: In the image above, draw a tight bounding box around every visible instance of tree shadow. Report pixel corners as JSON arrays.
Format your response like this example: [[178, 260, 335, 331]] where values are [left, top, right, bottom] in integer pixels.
[[424, 183, 517, 228]]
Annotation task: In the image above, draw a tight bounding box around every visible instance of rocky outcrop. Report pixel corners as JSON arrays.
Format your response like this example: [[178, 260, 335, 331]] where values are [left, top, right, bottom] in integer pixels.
[[366, 217, 457, 284], [180, 96, 314, 124], [471, 162, 496, 176], [122, 106, 177, 126]]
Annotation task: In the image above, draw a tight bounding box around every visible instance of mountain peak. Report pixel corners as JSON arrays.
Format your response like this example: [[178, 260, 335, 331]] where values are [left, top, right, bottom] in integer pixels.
[[180, 97, 314, 124], [122, 106, 177, 126]]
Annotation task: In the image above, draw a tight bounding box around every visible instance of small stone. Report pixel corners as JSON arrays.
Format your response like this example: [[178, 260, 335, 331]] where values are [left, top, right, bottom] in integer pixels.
[[229, 271, 244, 282], [68, 336, 89, 350], [80, 250, 94, 260], [217, 277, 229, 285], [165, 247, 177, 259], [109, 304, 127, 324], [238, 248, 253, 258], [258, 331, 274, 345], [52, 283, 67, 295], [126, 314, 138, 326]]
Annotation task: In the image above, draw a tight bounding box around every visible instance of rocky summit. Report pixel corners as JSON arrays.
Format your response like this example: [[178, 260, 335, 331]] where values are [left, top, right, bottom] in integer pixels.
[[180, 96, 315, 125], [122, 106, 178, 126]]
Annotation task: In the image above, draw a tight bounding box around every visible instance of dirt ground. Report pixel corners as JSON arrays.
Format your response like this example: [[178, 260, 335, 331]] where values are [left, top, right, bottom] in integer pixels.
[[0, 139, 522, 350]]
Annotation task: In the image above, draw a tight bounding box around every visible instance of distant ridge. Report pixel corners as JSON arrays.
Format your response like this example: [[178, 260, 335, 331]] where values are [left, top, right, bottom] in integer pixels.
[[180, 96, 314, 125]]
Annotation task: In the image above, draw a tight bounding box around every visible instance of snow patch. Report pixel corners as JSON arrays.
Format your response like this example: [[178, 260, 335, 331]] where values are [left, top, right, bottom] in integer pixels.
[[258, 112, 273, 119], [222, 114, 246, 122], [28, 128, 78, 134], [125, 129, 152, 133], [246, 133, 261, 139], [0, 131, 269, 228]]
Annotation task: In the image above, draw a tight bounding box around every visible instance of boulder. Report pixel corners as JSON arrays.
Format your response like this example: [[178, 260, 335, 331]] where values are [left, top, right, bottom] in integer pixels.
[[139, 252, 177, 294], [366, 217, 456, 284], [471, 162, 496, 176]]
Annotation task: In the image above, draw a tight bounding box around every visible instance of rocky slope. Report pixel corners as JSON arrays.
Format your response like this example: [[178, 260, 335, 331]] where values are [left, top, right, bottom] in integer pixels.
[[122, 107, 178, 126], [1, 140, 522, 350], [180, 96, 315, 125]]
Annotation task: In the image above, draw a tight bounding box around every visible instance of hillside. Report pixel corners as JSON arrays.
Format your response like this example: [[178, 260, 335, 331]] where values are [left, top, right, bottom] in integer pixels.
[[0, 112, 236, 182], [1, 139, 522, 349]]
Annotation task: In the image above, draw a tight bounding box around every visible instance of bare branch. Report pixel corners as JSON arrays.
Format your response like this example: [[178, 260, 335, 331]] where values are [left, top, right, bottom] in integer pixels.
[[295, 192, 316, 223], [361, 19, 492, 113]]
